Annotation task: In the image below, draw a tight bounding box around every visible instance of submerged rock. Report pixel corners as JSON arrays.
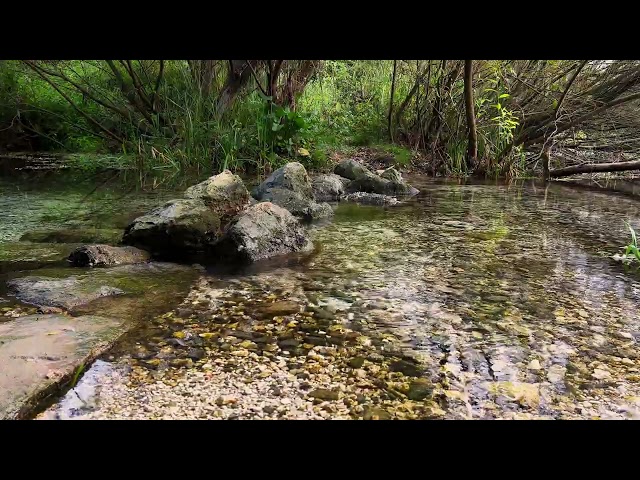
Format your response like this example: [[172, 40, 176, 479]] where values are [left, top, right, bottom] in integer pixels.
[[20, 228, 124, 245], [7, 276, 125, 310], [0, 314, 127, 419], [184, 170, 250, 217], [68, 245, 150, 267], [311, 174, 351, 201], [6, 262, 193, 311], [214, 202, 312, 263], [122, 198, 221, 257], [342, 192, 401, 206], [253, 163, 333, 221]]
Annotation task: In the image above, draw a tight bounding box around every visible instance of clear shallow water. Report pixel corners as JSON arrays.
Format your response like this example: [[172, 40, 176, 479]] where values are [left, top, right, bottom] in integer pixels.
[[4, 173, 640, 419]]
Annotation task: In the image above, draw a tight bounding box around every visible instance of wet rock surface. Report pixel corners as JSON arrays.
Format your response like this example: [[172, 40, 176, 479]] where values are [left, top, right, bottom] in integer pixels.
[[6, 262, 196, 312], [68, 245, 151, 267], [312, 174, 350, 202], [0, 314, 127, 419], [184, 170, 250, 217], [215, 202, 313, 263], [7, 276, 125, 310], [122, 198, 221, 257], [253, 163, 333, 221], [335, 159, 419, 196]]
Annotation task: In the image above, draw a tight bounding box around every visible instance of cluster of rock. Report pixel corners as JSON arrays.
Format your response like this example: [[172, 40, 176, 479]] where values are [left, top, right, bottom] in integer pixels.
[[18, 159, 418, 268], [313, 159, 418, 206]]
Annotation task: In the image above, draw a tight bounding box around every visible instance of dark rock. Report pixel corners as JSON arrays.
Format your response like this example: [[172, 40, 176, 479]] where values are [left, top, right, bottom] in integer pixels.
[[184, 170, 250, 217], [389, 359, 423, 377], [20, 228, 124, 245], [186, 348, 206, 360], [342, 192, 401, 206], [7, 276, 124, 310], [305, 335, 328, 346], [308, 388, 339, 401], [334, 159, 371, 180], [214, 202, 312, 263], [271, 387, 282, 396], [68, 244, 150, 267], [407, 379, 434, 401], [278, 338, 300, 350], [263, 405, 277, 414], [122, 198, 221, 257], [311, 174, 350, 201], [348, 357, 366, 369], [169, 358, 193, 368]]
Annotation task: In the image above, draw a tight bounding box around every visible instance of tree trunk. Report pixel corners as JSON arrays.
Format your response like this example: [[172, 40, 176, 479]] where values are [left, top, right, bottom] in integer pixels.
[[215, 60, 256, 116], [388, 60, 397, 141], [549, 159, 640, 178], [463, 60, 478, 169]]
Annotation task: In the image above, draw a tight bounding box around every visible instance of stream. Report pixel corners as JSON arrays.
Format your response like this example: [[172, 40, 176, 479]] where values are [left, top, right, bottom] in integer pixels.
[[2, 172, 640, 419]]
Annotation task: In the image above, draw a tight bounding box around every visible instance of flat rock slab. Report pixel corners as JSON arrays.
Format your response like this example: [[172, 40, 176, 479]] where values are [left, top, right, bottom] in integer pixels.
[[0, 314, 127, 419], [6, 262, 194, 311], [7, 276, 125, 310]]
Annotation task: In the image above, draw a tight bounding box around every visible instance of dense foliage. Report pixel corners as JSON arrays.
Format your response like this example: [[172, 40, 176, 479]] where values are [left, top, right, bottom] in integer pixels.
[[1, 60, 640, 179]]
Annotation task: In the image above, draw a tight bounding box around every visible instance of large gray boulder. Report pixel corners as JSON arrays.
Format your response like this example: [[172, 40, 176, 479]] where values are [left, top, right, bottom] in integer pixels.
[[122, 198, 220, 256], [312, 174, 350, 201], [68, 245, 150, 267], [184, 170, 250, 218], [215, 202, 313, 263], [253, 162, 313, 199], [334, 159, 371, 180], [253, 162, 333, 221]]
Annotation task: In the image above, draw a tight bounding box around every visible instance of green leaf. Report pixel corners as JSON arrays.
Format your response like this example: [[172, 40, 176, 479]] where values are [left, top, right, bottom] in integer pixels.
[[499, 93, 510, 99]]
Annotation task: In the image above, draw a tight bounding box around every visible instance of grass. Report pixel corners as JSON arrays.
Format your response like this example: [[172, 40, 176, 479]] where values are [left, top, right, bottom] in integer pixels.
[[624, 222, 640, 262]]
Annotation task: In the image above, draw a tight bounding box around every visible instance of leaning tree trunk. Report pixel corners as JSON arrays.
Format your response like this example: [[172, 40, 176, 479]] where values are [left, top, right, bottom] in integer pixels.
[[549, 159, 640, 178], [464, 60, 478, 170], [215, 60, 256, 116]]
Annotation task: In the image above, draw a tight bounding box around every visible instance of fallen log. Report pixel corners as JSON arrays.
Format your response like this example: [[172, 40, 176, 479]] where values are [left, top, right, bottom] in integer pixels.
[[549, 159, 640, 178]]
